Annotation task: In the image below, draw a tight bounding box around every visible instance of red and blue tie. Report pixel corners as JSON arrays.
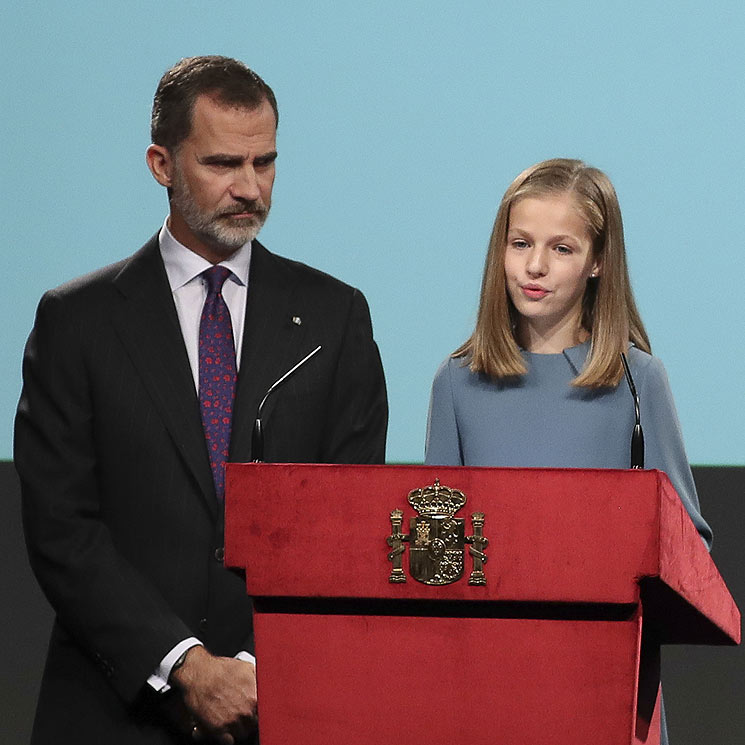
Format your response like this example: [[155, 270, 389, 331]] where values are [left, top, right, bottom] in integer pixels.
[[198, 266, 237, 500]]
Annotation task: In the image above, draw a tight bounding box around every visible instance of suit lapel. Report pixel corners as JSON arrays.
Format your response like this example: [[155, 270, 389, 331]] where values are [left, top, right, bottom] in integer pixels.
[[230, 241, 308, 462], [111, 237, 218, 515]]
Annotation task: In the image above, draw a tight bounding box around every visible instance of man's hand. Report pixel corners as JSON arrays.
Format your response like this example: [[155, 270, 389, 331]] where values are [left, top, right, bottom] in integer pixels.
[[170, 645, 257, 744]]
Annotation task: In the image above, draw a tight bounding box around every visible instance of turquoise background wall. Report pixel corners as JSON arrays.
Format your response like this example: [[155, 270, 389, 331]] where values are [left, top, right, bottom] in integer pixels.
[[3, 1, 744, 464]]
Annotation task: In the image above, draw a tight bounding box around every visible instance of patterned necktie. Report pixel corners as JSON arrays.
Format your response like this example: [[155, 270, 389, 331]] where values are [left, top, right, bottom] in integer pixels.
[[198, 266, 237, 500]]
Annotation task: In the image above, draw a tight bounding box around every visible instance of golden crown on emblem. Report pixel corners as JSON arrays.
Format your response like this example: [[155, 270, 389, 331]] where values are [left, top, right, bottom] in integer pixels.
[[407, 478, 466, 518]]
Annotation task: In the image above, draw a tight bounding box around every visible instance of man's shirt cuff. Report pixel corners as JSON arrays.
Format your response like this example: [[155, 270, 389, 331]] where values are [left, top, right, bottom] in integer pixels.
[[147, 637, 203, 692], [235, 650, 256, 666], [147, 640, 256, 693]]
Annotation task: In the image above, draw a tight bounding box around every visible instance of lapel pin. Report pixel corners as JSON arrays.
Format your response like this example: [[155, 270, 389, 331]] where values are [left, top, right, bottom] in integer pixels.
[[291, 316, 302, 326]]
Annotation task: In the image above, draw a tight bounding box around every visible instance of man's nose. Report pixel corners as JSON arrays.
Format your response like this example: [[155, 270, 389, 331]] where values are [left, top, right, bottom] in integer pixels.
[[230, 167, 261, 201]]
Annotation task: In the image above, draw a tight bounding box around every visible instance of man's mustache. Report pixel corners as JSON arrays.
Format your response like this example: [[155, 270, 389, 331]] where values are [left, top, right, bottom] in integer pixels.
[[220, 199, 268, 217]]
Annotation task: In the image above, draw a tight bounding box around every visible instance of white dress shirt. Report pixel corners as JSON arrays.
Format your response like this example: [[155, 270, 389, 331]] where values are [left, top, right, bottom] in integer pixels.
[[159, 221, 251, 385]]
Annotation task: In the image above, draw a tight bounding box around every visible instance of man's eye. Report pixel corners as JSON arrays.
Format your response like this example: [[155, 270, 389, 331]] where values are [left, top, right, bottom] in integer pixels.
[[207, 159, 240, 169]]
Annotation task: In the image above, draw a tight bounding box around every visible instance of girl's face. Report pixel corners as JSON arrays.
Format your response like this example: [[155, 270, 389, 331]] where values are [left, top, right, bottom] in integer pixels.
[[504, 192, 599, 353]]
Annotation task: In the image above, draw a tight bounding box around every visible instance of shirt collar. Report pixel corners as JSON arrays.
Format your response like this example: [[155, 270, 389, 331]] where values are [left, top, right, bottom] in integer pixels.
[[562, 340, 591, 376], [158, 219, 252, 291], [518, 339, 591, 377]]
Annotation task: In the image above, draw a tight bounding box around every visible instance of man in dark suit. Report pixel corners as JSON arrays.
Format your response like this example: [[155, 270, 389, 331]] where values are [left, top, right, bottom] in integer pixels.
[[15, 56, 387, 745]]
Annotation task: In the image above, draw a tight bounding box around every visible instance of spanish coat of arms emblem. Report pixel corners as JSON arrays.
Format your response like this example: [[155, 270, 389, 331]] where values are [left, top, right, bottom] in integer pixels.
[[387, 479, 488, 586]]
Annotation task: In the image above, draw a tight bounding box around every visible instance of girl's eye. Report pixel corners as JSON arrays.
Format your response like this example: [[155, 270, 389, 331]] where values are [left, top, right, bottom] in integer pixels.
[[512, 239, 528, 249], [555, 244, 572, 255]]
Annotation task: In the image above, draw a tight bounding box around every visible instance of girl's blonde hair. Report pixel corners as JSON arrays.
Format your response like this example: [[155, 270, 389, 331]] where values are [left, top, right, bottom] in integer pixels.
[[455, 158, 650, 387]]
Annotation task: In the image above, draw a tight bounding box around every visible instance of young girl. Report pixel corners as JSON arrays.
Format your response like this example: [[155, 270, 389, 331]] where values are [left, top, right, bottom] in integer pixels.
[[424, 157, 711, 745], [425, 158, 711, 545]]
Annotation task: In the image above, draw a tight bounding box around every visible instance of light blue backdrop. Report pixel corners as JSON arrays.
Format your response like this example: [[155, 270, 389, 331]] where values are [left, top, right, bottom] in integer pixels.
[[3, 2, 744, 464]]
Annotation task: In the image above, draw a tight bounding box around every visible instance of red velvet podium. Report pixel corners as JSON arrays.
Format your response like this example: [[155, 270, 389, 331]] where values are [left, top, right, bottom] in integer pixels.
[[224, 464, 740, 745]]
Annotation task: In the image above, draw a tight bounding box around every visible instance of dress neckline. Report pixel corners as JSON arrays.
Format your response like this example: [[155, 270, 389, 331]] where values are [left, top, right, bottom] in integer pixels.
[[521, 339, 591, 357]]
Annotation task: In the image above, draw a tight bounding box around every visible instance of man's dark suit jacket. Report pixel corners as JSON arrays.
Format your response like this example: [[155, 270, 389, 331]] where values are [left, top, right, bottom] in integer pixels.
[[14, 235, 388, 744]]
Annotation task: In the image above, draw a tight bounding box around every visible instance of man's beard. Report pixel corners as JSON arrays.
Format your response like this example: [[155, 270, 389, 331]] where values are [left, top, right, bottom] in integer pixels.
[[170, 167, 269, 253]]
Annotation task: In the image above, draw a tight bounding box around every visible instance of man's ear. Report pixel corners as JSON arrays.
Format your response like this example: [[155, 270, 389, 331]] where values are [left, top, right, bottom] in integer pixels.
[[146, 144, 173, 188]]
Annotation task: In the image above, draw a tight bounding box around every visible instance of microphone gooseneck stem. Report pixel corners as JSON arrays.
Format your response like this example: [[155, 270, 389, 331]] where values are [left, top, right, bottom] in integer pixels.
[[252, 345, 322, 463], [620, 352, 645, 469]]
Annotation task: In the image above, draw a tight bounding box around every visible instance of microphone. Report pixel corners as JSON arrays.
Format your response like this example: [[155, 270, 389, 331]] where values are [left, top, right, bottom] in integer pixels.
[[251, 345, 322, 462], [620, 352, 644, 469]]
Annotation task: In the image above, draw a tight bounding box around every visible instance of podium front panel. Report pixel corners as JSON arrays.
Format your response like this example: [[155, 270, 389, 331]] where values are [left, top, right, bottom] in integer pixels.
[[253, 609, 652, 745], [226, 463, 662, 605]]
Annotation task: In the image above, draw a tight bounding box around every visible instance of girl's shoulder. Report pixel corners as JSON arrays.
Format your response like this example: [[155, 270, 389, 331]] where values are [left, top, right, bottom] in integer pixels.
[[432, 355, 475, 391], [625, 346, 670, 392], [435, 354, 473, 376]]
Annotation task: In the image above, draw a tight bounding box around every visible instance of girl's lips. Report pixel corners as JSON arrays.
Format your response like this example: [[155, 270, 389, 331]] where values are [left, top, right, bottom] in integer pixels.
[[521, 285, 550, 299]]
